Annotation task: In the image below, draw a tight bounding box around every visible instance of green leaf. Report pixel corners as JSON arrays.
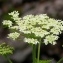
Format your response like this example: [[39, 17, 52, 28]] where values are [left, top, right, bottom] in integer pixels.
[[2, 13, 12, 20], [35, 59, 51, 63], [39, 60, 51, 63]]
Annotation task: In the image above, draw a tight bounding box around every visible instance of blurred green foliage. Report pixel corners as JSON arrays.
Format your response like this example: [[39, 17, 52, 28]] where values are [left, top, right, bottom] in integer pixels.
[[0, 43, 14, 56]]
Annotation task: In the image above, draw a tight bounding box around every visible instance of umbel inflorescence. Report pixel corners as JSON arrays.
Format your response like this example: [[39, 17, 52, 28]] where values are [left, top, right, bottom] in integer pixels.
[[2, 11, 63, 45], [0, 43, 14, 55]]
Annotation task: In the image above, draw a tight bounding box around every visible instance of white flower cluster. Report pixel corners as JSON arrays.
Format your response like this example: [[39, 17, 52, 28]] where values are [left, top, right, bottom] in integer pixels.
[[2, 20, 12, 28], [24, 38, 39, 44], [8, 32, 20, 40], [9, 11, 21, 21], [2, 11, 63, 45], [44, 34, 58, 45]]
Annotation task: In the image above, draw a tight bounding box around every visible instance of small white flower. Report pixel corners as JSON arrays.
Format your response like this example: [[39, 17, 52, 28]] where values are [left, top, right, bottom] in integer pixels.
[[10, 26, 19, 30], [44, 39, 48, 45], [53, 42, 56, 45], [9, 11, 19, 17]]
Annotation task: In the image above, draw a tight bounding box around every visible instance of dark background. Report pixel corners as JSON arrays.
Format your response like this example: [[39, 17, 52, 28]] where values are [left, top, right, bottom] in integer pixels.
[[0, 0, 63, 63]]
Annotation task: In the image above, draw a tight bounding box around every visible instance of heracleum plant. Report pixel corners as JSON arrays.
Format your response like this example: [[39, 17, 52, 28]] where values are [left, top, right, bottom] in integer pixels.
[[0, 43, 14, 63], [2, 11, 63, 63]]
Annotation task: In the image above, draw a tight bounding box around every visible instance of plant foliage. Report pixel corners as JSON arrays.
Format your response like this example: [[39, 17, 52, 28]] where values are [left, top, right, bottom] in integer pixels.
[[0, 43, 14, 56]]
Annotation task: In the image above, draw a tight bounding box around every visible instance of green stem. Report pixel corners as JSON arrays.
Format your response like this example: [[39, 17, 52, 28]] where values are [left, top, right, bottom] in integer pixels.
[[57, 58, 63, 63], [32, 44, 36, 63], [3, 55, 12, 63], [37, 39, 41, 63]]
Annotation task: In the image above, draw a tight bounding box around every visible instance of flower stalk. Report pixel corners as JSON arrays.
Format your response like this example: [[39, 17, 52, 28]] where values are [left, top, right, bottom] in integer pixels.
[[37, 39, 41, 63], [32, 44, 36, 63], [3, 55, 12, 63]]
